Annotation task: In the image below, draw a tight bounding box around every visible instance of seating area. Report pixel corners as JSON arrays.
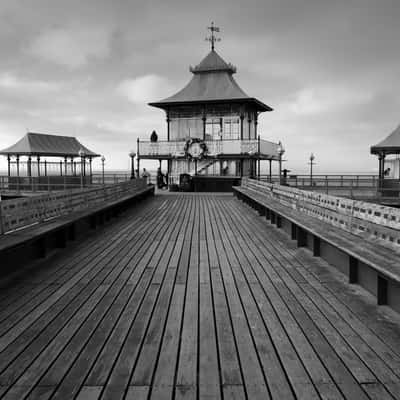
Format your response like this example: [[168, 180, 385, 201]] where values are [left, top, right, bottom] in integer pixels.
[[234, 178, 400, 313], [0, 181, 154, 276]]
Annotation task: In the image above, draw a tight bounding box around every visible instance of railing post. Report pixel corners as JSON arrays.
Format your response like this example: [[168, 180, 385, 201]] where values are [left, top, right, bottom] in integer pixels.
[[0, 204, 4, 235], [377, 276, 388, 305], [349, 256, 358, 283]]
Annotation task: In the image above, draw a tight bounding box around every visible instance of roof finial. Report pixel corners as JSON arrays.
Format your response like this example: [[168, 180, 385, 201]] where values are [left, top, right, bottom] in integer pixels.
[[205, 21, 221, 51]]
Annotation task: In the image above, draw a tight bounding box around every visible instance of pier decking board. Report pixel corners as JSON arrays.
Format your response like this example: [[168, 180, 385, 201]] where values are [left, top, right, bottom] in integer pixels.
[[0, 194, 400, 399]]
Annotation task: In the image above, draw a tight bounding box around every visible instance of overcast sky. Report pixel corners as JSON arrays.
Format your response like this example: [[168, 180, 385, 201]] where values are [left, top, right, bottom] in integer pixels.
[[0, 0, 399, 173]]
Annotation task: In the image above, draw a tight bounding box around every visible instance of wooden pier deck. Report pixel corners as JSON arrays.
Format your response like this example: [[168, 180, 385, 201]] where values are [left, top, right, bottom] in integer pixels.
[[1, 193, 400, 400]]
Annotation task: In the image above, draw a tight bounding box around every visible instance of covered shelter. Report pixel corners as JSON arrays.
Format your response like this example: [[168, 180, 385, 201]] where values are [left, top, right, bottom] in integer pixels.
[[140, 23, 281, 191], [0, 132, 100, 190], [371, 124, 400, 195]]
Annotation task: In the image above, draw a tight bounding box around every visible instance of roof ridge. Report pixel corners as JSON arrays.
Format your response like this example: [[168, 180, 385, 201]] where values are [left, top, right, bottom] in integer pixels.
[[190, 50, 236, 74]]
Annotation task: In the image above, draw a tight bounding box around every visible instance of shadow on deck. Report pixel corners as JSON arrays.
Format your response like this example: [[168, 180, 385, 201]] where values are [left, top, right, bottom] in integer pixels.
[[0, 193, 399, 399]]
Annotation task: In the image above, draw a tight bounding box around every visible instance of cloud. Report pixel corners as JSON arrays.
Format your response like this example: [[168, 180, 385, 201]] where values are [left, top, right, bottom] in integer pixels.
[[28, 26, 111, 68], [0, 72, 61, 93], [288, 87, 373, 116], [116, 75, 173, 104]]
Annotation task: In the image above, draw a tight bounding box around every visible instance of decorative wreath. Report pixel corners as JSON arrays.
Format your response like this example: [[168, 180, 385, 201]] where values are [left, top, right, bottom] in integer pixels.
[[184, 138, 208, 160]]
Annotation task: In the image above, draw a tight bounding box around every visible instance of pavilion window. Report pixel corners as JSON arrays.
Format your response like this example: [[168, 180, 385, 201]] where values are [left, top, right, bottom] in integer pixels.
[[206, 118, 222, 140], [222, 117, 240, 140], [170, 118, 203, 140]]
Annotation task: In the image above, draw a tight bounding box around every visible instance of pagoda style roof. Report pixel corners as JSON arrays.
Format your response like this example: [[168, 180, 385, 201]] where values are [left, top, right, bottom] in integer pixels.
[[371, 124, 400, 155], [149, 50, 272, 112], [0, 132, 100, 158], [190, 50, 237, 74]]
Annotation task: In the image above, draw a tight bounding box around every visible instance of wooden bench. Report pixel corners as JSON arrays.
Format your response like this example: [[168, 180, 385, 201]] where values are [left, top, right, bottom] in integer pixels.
[[233, 180, 400, 312], [0, 185, 154, 276]]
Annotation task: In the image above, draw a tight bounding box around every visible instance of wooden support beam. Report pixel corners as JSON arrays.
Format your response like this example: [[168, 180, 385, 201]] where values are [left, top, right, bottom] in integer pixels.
[[276, 215, 282, 228], [270, 212, 276, 225], [291, 223, 297, 240], [265, 208, 271, 220], [98, 212, 105, 226], [37, 237, 46, 258], [68, 224, 75, 241], [349, 256, 358, 284], [55, 230, 67, 248], [89, 215, 97, 230], [377, 276, 388, 305], [313, 236, 321, 257], [258, 205, 265, 216], [297, 227, 307, 247]]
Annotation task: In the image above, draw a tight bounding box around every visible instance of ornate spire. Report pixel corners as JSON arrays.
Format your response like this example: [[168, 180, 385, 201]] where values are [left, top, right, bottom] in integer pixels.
[[205, 21, 221, 51]]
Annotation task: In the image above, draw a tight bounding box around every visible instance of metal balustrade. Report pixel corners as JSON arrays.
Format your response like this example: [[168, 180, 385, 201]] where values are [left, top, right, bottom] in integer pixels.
[[138, 138, 279, 158]]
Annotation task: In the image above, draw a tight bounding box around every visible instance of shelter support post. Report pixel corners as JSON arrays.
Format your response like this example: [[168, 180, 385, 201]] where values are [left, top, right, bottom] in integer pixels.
[[240, 114, 244, 140], [27, 156, 32, 177], [269, 159, 272, 183]]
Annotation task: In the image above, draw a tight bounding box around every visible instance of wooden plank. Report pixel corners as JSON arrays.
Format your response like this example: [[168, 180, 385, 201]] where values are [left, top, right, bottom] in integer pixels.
[[150, 200, 195, 400], [81, 199, 185, 388], [245, 206, 400, 386], [207, 198, 269, 400], [0, 200, 164, 384], [361, 382, 397, 400], [175, 385, 196, 400], [228, 194, 394, 396], [0, 197, 170, 397], [175, 197, 199, 389], [203, 197, 243, 386], [220, 198, 342, 397], [0, 205, 152, 354], [125, 385, 150, 400], [211, 197, 299, 399], [100, 197, 192, 399], [75, 386, 103, 400], [198, 197, 220, 400], [222, 385, 246, 400]]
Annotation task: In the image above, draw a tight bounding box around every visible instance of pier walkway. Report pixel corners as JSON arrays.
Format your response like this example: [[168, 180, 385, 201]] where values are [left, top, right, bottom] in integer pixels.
[[0, 194, 400, 400]]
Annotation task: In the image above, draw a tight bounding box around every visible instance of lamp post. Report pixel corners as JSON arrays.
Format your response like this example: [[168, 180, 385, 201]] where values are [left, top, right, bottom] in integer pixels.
[[309, 152, 315, 187], [78, 149, 85, 189], [277, 142, 285, 185], [129, 151, 136, 179], [101, 155, 105, 185]]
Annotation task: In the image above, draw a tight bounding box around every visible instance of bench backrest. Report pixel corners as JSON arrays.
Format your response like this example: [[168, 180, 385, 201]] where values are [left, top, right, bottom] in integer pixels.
[[241, 178, 400, 249], [0, 179, 147, 234]]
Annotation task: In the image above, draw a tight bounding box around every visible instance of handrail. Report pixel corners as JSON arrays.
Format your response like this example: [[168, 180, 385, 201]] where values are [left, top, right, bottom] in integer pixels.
[[137, 138, 280, 158], [242, 178, 400, 249], [0, 178, 148, 235]]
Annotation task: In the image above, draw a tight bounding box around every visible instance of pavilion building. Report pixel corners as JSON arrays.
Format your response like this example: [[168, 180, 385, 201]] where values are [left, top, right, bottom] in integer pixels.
[[0, 132, 99, 191], [371, 124, 400, 197], [137, 24, 281, 191]]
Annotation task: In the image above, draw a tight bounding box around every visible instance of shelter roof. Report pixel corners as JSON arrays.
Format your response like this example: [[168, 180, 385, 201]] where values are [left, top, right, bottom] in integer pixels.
[[149, 50, 272, 112], [371, 125, 400, 155], [0, 132, 100, 157]]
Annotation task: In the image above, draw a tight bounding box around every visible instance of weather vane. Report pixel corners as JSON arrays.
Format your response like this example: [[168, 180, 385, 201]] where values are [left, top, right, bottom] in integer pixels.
[[205, 21, 221, 51]]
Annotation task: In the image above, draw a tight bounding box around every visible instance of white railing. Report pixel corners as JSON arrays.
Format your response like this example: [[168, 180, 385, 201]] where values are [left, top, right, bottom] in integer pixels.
[[0, 178, 148, 235], [242, 178, 400, 249], [138, 139, 279, 158]]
